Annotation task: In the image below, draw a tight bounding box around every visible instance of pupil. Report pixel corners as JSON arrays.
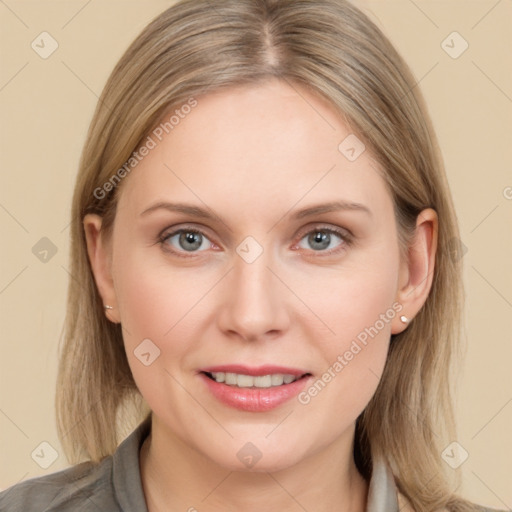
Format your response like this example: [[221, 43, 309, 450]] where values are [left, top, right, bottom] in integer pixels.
[[180, 232, 202, 251], [309, 231, 330, 250]]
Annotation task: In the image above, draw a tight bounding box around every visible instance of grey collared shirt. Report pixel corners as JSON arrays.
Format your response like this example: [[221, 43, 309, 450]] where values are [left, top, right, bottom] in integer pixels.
[[0, 417, 404, 511]]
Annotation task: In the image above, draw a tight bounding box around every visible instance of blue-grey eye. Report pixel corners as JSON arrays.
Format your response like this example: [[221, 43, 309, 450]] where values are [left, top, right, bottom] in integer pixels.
[[298, 230, 343, 251], [165, 230, 210, 252]]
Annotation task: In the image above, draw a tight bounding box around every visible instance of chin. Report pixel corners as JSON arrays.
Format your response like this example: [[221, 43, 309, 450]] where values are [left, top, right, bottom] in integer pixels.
[[202, 438, 309, 474]]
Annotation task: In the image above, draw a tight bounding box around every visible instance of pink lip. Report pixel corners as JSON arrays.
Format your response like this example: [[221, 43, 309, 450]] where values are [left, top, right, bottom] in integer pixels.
[[198, 365, 311, 412], [200, 364, 307, 377]]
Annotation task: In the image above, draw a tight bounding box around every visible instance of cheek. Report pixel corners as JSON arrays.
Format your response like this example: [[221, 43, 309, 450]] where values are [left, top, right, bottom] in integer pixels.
[[293, 253, 399, 414], [113, 246, 200, 339], [111, 248, 220, 377], [114, 267, 169, 345], [111, 251, 202, 411], [294, 253, 399, 350]]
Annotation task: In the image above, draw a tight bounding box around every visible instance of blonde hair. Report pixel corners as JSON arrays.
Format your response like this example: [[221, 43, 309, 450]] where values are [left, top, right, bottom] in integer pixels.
[[56, 0, 473, 510]]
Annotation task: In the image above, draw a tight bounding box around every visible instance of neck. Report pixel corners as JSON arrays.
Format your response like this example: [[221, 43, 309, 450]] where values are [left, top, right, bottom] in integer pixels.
[[140, 417, 369, 512]]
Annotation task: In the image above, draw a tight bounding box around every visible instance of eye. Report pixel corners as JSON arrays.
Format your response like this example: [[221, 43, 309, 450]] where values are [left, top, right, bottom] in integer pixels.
[[160, 228, 212, 254], [158, 224, 352, 258], [296, 227, 350, 254]]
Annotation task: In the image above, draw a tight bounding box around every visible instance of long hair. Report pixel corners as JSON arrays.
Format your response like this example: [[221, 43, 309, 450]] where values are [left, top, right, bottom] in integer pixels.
[[56, 1, 471, 510]]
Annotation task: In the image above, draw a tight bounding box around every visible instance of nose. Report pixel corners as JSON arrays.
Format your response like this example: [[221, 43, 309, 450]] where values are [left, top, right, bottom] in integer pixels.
[[216, 250, 291, 343]]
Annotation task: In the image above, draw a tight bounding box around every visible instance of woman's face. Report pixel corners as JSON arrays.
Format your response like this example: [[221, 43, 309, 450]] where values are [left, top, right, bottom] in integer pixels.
[[101, 79, 410, 471]]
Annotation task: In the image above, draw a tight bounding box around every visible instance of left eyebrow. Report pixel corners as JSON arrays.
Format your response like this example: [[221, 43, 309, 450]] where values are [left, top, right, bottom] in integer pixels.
[[290, 200, 372, 219]]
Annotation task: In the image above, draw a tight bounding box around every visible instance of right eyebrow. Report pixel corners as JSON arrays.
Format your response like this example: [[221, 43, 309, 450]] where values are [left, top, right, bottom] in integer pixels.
[[139, 201, 218, 220]]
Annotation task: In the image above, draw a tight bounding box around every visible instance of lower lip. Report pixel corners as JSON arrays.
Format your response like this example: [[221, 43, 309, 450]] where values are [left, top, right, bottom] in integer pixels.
[[199, 373, 310, 412]]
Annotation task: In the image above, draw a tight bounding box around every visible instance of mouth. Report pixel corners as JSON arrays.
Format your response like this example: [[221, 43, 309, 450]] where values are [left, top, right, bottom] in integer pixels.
[[198, 365, 312, 412], [202, 371, 307, 388]]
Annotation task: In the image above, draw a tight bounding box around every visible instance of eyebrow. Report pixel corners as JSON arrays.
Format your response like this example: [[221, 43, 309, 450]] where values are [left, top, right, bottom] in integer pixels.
[[139, 200, 372, 221], [290, 200, 372, 219]]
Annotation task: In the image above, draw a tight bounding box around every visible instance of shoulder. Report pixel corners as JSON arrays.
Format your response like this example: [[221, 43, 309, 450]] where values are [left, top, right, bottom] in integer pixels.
[[0, 456, 119, 512], [0, 415, 151, 512]]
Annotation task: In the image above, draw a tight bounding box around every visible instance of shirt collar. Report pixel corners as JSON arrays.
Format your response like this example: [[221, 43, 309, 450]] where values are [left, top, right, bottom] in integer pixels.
[[113, 415, 151, 511], [366, 457, 400, 511], [113, 416, 399, 512]]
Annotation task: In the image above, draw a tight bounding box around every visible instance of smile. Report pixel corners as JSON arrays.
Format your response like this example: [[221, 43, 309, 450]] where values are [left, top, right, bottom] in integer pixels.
[[205, 372, 302, 388], [199, 365, 312, 412]]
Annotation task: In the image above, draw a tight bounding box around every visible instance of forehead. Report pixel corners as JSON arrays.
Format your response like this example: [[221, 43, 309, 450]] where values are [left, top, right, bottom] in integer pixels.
[[163, 79, 351, 173], [116, 79, 392, 223]]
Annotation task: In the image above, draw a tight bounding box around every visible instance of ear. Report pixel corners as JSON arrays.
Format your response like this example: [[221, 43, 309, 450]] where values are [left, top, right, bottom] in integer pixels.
[[391, 208, 438, 335], [83, 213, 120, 323]]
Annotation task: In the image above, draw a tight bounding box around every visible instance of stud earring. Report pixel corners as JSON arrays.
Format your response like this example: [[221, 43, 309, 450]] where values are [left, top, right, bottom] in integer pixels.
[[400, 315, 408, 324], [104, 305, 113, 310]]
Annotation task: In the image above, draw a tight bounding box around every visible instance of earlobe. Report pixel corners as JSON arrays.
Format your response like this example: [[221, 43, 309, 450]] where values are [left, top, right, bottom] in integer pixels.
[[391, 208, 438, 335], [83, 214, 120, 323]]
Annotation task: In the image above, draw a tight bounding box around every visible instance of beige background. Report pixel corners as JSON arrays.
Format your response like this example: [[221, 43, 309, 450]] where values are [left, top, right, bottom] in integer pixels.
[[0, 0, 511, 508]]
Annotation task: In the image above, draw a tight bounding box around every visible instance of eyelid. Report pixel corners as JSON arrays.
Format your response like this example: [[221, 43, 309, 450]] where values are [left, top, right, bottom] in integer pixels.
[[294, 222, 353, 241]]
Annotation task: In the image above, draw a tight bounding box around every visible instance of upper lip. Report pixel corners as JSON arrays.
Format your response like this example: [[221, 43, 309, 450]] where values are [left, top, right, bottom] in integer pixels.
[[199, 365, 310, 377]]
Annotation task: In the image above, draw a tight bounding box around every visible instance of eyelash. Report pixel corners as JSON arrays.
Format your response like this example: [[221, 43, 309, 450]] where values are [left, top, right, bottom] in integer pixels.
[[157, 224, 353, 259]]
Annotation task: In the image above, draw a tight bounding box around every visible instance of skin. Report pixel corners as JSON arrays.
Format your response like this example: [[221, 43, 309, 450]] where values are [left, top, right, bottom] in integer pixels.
[[84, 78, 437, 512]]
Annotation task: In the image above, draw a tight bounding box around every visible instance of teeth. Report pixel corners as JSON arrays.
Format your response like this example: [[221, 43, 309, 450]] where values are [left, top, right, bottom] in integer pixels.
[[236, 374, 254, 388], [225, 372, 237, 385], [210, 372, 299, 388], [271, 374, 284, 386], [254, 375, 272, 388]]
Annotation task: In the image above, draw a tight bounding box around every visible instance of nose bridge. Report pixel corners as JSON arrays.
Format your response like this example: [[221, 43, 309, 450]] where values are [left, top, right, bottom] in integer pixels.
[[217, 243, 289, 340]]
